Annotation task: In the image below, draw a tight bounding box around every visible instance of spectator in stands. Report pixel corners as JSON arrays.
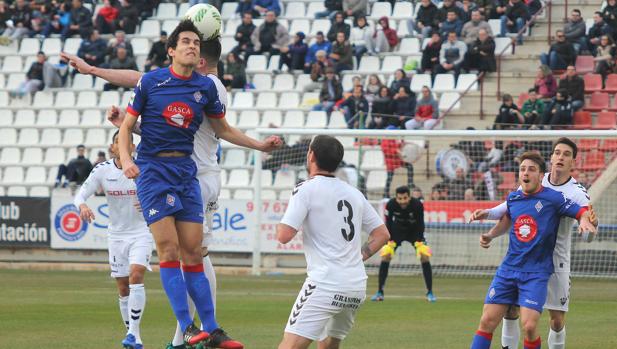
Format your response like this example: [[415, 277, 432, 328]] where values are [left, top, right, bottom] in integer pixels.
[[277, 31, 308, 72], [421, 32, 442, 73], [577, 172, 592, 189], [78, 30, 108, 69], [55, 145, 93, 188], [588, 11, 613, 56], [95, 0, 119, 34], [30, 3, 56, 37], [329, 31, 353, 73], [499, 0, 529, 44], [527, 0, 543, 17], [243, 0, 281, 17], [434, 31, 467, 78], [594, 35, 616, 78], [534, 65, 557, 98], [405, 86, 439, 130], [464, 188, 477, 201], [540, 29, 576, 70], [327, 11, 350, 42], [429, 184, 442, 200], [304, 31, 331, 73], [381, 129, 414, 198], [336, 84, 369, 128], [563, 9, 587, 54], [114, 0, 138, 35], [0, 1, 11, 35], [447, 167, 473, 200], [104, 47, 138, 90], [349, 75, 362, 92], [459, 0, 478, 23], [368, 86, 394, 129], [222, 52, 247, 89], [343, 0, 367, 18], [314, 67, 343, 115], [493, 93, 524, 129], [134, 0, 160, 20], [462, 10, 493, 45], [366, 17, 398, 55], [0, 0, 31, 43], [440, 10, 464, 39], [314, 0, 342, 19], [521, 88, 545, 126], [466, 28, 496, 72], [412, 187, 424, 201], [11, 51, 46, 97], [389, 69, 410, 95], [40, 2, 70, 39], [558, 65, 585, 110], [107, 30, 134, 59], [350, 15, 372, 64], [490, 0, 508, 20], [602, 0, 617, 39], [475, 165, 503, 200], [232, 12, 256, 59], [438, 0, 463, 27], [477, 141, 503, 173], [305, 49, 331, 91], [408, 0, 439, 41], [251, 10, 290, 55], [365, 74, 384, 102], [145, 31, 169, 72], [94, 151, 107, 167], [63, 0, 92, 40], [541, 89, 574, 128], [391, 85, 416, 127]]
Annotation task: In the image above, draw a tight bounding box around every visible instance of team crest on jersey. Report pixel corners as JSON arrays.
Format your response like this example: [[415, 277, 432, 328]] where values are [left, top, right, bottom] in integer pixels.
[[162, 102, 194, 128], [535, 201, 543, 212], [166, 194, 175, 207], [194, 91, 202, 102], [514, 214, 538, 242], [54, 204, 88, 241]]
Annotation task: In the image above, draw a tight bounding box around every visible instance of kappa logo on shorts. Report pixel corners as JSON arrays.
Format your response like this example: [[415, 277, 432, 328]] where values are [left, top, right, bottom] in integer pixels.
[[489, 287, 495, 299], [166, 194, 175, 207], [148, 208, 159, 217]]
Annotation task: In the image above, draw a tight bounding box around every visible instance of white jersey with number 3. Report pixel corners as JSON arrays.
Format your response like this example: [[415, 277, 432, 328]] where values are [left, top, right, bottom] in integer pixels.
[[281, 175, 384, 292]]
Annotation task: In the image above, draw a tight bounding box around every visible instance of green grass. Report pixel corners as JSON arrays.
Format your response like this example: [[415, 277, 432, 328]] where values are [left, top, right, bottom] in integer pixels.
[[0, 269, 616, 348]]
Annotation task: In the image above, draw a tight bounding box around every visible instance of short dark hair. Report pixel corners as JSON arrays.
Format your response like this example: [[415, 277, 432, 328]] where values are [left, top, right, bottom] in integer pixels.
[[595, 11, 603, 16], [166, 19, 203, 58], [200, 38, 222, 68], [77, 144, 85, 149], [112, 130, 132, 143], [519, 152, 546, 173], [528, 88, 537, 93], [396, 186, 410, 195], [310, 135, 344, 172], [552, 137, 578, 158], [572, 9, 581, 15]]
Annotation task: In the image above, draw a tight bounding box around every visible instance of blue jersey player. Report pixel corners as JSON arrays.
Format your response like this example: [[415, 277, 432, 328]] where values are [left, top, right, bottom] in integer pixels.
[[470, 152, 596, 349], [118, 20, 223, 348]]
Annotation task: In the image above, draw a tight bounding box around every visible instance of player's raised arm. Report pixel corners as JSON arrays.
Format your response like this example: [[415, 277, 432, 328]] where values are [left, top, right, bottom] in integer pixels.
[[60, 52, 143, 88], [468, 201, 508, 223], [208, 116, 282, 152], [107, 106, 142, 135], [73, 166, 103, 223], [480, 214, 512, 249]]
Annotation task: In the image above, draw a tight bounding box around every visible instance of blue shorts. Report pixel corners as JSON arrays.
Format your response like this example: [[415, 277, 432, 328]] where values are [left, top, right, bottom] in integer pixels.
[[135, 155, 203, 225], [484, 268, 551, 313]]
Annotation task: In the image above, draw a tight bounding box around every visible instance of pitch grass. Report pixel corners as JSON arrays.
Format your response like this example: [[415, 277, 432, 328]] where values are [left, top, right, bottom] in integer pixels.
[[1, 270, 616, 348]]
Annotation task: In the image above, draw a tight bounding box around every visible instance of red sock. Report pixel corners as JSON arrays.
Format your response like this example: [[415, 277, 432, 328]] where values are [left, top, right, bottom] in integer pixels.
[[524, 336, 541, 349]]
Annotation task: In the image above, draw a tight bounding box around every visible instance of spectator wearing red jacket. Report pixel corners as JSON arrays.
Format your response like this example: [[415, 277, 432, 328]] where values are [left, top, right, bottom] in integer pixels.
[[95, 0, 119, 34], [405, 86, 440, 130], [367, 17, 399, 54], [381, 126, 414, 198]]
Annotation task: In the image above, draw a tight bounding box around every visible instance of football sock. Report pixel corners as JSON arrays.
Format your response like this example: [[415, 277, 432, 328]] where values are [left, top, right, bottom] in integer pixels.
[[118, 295, 129, 330], [172, 298, 195, 346], [159, 261, 192, 332], [524, 336, 542, 349], [203, 255, 217, 311], [421, 261, 433, 292], [501, 318, 520, 349], [182, 263, 218, 332], [470, 330, 492, 349], [378, 261, 390, 292], [548, 327, 565, 349], [128, 284, 146, 344]]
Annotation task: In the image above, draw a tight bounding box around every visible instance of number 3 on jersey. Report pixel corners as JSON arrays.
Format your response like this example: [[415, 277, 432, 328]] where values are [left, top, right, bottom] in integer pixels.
[[337, 200, 355, 242]]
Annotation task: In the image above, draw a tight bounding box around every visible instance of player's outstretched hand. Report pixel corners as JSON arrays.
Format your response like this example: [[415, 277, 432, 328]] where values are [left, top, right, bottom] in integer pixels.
[[79, 204, 95, 223], [60, 52, 93, 75], [261, 135, 284, 152], [479, 233, 492, 249], [578, 214, 598, 239], [122, 159, 140, 179], [468, 209, 489, 223], [107, 105, 126, 128]]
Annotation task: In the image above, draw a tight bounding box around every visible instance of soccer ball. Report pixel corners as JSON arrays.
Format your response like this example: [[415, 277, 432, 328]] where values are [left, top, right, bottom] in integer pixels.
[[184, 4, 222, 41]]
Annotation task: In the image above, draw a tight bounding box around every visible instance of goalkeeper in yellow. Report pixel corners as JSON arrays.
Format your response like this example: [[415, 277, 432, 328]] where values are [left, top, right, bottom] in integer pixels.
[[371, 186, 436, 302]]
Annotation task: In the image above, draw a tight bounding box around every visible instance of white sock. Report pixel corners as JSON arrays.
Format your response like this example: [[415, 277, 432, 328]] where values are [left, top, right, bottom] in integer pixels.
[[171, 294, 196, 346], [119, 296, 129, 330], [548, 327, 566, 349], [203, 255, 217, 312], [128, 284, 146, 344], [501, 318, 520, 349]]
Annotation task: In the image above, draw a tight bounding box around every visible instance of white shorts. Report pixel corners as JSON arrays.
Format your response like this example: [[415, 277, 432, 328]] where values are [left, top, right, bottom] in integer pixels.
[[544, 272, 571, 312], [197, 170, 221, 247], [108, 234, 153, 278], [284, 279, 366, 341]]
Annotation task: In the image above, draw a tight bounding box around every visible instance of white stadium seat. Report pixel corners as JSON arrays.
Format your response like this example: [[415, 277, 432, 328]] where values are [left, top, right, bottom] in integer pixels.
[[33, 91, 54, 108], [433, 74, 456, 93], [81, 109, 102, 126], [282, 111, 305, 128], [251, 169, 273, 187], [54, 91, 76, 108], [0, 129, 17, 145], [13, 110, 36, 127], [343, 150, 360, 167], [260, 111, 282, 127], [25, 166, 46, 184], [267, 55, 280, 72], [131, 38, 151, 55], [456, 74, 479, 92], [237, 110, 260, 129], [495, 37, 513, 56], [63, 38, 82, 55], [41, 38, 62, 55], [305, 111, 327, 128], [44, 148, 66, 165], [273, 170, 296, 189], [58, 110, 79, 126], [286, 2, 306, 18], [178, 2, 190, 16], [488, 19, 501, 38], [398, 38, 421, 55], [392, 2, 414, 20], [361, 150, 385, 168], [226, 169, 250, 188], [40, 129, 62, 146], [256, 92, 277, 108], [221, 37, 236, 54], [381, 56, 402, 73], [289, 19, 310, 36], [306, 2, 325, 17], [72, 74, 94, 89], [140, 20, 160, 37], [0, 92, 7, 106], [221, 2, 237, 20], [278, 92, 300, 109], [223, 149, 247, 167], [76, 91, 98, 107], [231, 92, 254, 109], [3, 167, 24, 184], [438, 92, 461, 111], [252, 73, 272, 90], [19, 38, 40, 55], [224, 19, 240, 35], [2, 56, 22, 72], [246, 55, 267, 73], [0, 110, 13, 126], [219, 189, 231, 199], [328, 111, 347, 128], [162, 20, 180, 35], [17, 128, 39, 145], [30, 186, 50, 197], [370, 2, 391, 20], [63, 129, 85, 146], [410, 74, 432, 93], [366, 170, 388, 191], [84, 129, 107, 147], [358, 56, 380, 73], [37, 109, 58, 126], [295, 74, 312, 91], [225, 110, 238, 126], [273, 74, 295, 91], [94, 76, 107, 90], [310, 19, 330, 36], [155, 2, 177, 19], [98, 91, 119, 108], [6, 73, 25, 90], [7, 186, 28, 196], [0, 148, 20, 165], [22, 148, 43, 165], [233, 189, 253, 199]]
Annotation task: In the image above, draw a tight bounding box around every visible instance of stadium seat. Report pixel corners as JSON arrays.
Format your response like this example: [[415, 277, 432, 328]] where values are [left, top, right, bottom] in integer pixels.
[[0, 91, 8, 106], [13, 110, 36, 126], [273, 74, 295, 91], [58, 110, 79, 126], [220, 2, 237, 19], [370, 2, 391, 19], [0, 40, 18, 56], [498, 172, 517, 191], [162, 20, 180, 35], [237, 110, 260, 129], [41, 38, 62, 55], [0, 74, 5, 89], [252, 74, 272, 90], [84, 129, 107, 147], [6, 73, 25, 90], [260, 110, 283, 127], [328, 111, 347, 128], [22, 148, 43, 165], [19, 38, 40, 55], [261, 190, 278, 200], [139, 20, 160, 37], [155, 2, 177, 18], [30, 186, 50, 197], [98, 91, 119, 109], [251, 169, 273, 187], [219, 189, 231, 200], [246, 55, 268, 73], [398, 38, 420, 55], [599, 138, 617, 151], [221, 37, 236, 54], [0, 129, 17, 146], [267, 55, 280, 72], [25, 166, 46, 184], [256, 92, 277, 108], [226, 169, 250, 188], [0, 187, 4, 196], [2, 56, 22, 72], [131, 38, 150, 56], [75, 90, 96, 108], [305, 111, 327, 128], [63, 129, 84, 146], [583, 74, 602, 94], [233, 189, 253, 199], [2, 167, 24, 184], [0, 148, 20, 165], [593, 111, 617, 129], [273, 170, 296, 189], [277, 91, 300, 108], [573, 111, 592, 129], [361, 150, 385, 169], [488, 19, 501, 37], [396, 19, 411, 37], [575, 55, 594, 75], [231, 92, 254, 109], [224, 18, 240, 35], [306, 2, 326, 17], [0, 110, 13, 126], [410, 74, 431, 93], [223, 149, 247, 167], [438, 92, 461, 111], [33, 91, 54, 108], [341, 74, 357, 91], [392, 2, 414, 19], [17, 128, 39, 145], [580, 150, 606, 171], [310, 19, 330, 36], [577, 139, 600, 152], [54, 91, 75, 108], [282, 110, 305, 128], [7, 186, 27, 196], [433, 74, 456, 93], [289, 19, 310, 36], [276, 189, 291, 200], [456, 74, 479, 91], [178, 2, 190, 16], [225, 110, 238, 126], [366, 170, 387, 191], [343, 150, 360, 167], [358, 56, 380, 73], [82, 110, 102, 127], [44, 147, 66, 165], [40, 129, 62, 146], [72, 74, 94, 89], [585, 92, 609, 112], [63, 38, 82, 55], [604, 74, 617, 93], [494, 37, 512, 56], [286, 2, 306, 18], [381, 56, 402, 73]]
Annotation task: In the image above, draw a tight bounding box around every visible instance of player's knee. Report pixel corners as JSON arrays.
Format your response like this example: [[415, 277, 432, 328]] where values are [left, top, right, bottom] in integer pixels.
[[157, 245, 180, 261], [479, 313, 499, 332], [129, 266, 146, 284], [505, 305, 520, 319], [521, 319, 539, 338], [550, 314, 565, 331], [117, 283, 130, 297]]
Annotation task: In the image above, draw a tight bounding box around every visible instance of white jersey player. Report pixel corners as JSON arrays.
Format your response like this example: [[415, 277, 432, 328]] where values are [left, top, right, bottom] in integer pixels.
[[469, 138, 598, 349], [75, 131, 152, 349], [276, 135, 390, 349]]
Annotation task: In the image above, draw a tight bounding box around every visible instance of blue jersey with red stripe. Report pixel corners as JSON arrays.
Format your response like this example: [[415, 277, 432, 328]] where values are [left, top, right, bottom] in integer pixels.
[[502, 186, 586, 273], [127, 66, 225, 157]]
